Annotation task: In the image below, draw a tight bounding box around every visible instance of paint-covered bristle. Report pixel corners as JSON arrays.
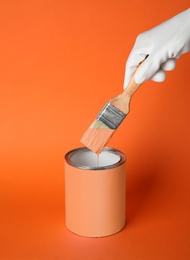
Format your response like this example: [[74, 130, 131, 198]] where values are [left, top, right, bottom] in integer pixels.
[[80, 119, 115, 154], [90, 119, 109, 129]]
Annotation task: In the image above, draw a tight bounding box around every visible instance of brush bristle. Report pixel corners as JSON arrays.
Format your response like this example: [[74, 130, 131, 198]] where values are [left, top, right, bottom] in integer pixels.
[[90, 119, 109, 129], [81, 119, 115, 154]]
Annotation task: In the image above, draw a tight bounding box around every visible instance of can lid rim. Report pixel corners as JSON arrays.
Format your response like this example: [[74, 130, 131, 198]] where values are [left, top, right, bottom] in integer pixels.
[[65, 147, 126, 170]]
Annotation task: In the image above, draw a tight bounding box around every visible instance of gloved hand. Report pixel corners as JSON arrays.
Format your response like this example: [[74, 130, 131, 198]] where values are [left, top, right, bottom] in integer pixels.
[[123, 8, 190, 88]]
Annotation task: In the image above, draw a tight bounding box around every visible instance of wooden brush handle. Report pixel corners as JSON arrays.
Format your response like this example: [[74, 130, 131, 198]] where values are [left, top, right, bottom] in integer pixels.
[[110, 61, 144, 114], [123, 71, 141, 97]]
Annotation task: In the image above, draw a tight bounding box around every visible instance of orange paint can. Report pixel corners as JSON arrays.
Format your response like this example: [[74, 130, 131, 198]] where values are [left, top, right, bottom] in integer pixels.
[[64, 147, 126, 237]]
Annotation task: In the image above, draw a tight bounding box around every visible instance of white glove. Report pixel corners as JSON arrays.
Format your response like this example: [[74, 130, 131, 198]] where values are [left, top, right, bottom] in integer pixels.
[[123, 8, 190, 88]]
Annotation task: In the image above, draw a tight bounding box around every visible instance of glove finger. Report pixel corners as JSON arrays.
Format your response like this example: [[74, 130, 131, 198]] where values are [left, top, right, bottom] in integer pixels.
[[150, 69, 166, 82], [134, 51, 174, 84], [134, 56, 161, 84], [161, 58, 176, 71], [123, 52, 148, 89]]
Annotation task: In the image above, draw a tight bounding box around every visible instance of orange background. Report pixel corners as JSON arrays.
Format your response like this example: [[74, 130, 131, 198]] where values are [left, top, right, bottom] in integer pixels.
[[0, 0, 190, 259]]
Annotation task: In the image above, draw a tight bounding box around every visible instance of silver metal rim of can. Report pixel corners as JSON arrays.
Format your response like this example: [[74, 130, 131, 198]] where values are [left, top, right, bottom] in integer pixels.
[[65, 147, 126, 170]]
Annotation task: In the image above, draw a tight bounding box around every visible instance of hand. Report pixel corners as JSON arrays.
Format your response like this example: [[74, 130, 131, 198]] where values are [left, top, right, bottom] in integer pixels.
[[123, 8, 190, 88]]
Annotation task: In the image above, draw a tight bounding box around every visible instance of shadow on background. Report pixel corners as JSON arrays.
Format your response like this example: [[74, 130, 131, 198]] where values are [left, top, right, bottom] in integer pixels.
[[125, 136, 174, 225]]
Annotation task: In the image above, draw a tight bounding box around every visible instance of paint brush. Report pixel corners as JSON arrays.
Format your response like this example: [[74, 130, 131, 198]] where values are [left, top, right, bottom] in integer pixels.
[[80, 65, 143, 154]]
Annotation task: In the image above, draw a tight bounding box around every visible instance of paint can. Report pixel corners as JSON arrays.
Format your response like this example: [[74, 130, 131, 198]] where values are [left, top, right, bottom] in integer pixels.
[[64, 147, 126, 237]]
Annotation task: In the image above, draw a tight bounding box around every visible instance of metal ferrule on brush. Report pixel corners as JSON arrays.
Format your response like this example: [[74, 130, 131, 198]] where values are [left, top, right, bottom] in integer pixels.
[[96, 102, 126, 129]]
